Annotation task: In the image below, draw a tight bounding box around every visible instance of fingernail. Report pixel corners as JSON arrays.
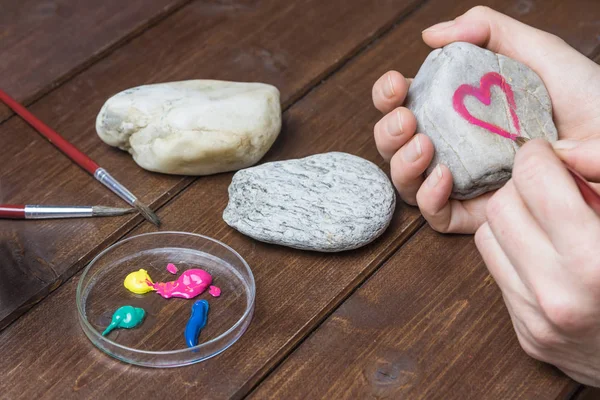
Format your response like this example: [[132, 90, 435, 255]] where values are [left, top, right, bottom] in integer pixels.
[[553, 140, 579, 151], [423, 20, 456, 33], [427, 165, 443, 187], [382, 73, 396, 99], [386, 110, 404, 137], [402, 135, 422, 162]]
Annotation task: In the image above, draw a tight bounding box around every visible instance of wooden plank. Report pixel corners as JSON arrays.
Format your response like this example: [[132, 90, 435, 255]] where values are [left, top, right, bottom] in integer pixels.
[[0, 202, 421, 398], [250, 227, 578, 399], [250, 2, 600, 399], [1, 0, 598, 398], [0, 0, 192, 123], [0, 0, 425, 330], [0, 1, 433, 394]]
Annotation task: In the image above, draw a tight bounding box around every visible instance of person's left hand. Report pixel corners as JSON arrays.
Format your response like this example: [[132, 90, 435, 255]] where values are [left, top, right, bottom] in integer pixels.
[[475, 137, 600, 386], [372, 6, 600, 234]]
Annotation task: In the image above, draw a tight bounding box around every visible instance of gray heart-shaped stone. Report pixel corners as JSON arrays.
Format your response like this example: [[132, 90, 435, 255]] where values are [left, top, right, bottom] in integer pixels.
[[406, 42, 557, 199]]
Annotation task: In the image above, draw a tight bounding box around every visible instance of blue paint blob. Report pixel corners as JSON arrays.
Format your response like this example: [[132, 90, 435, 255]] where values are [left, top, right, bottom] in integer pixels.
[[185, 300, 209, 347]]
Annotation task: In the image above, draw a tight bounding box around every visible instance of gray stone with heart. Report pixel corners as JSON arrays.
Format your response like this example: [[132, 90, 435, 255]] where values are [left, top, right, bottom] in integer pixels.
[[406, 42, 557, 199], [223, 152, 396, 252]]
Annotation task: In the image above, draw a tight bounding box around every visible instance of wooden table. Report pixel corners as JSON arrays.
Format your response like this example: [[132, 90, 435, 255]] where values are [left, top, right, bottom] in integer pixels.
[[1, 1, 599, 398]]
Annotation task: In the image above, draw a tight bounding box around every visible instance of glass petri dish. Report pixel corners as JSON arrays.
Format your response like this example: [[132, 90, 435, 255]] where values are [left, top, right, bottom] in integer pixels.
[[76, 231, 255, 368]]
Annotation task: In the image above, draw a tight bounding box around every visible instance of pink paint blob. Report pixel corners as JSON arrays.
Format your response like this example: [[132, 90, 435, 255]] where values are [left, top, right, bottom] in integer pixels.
[[150, 269, 212, 299], [166, 263, 178, 274], [452, 72, 521, 141], [209, 285, 221, 297]]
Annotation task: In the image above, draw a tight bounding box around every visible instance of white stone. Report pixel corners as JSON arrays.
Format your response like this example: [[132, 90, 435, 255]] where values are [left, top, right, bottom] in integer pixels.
[[95, 80, 282, 175]]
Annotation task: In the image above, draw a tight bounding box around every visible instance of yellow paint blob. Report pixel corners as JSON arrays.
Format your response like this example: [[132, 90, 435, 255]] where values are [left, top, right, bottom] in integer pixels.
[[124, 269, 154, 294]]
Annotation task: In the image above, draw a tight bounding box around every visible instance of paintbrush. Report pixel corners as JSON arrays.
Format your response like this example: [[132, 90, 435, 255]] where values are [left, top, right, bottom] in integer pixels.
[[0, 89, 161, 226], [0, 204, 134, 220], [515, 137, 600, 214]]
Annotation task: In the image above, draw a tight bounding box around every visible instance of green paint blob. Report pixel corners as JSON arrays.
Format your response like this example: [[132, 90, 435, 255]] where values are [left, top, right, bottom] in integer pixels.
[[102, 305, 146, 336]]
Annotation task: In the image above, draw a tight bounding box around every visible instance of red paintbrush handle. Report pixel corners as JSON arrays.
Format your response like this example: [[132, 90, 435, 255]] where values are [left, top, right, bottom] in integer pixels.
[[566, 166, 600, 215], [0, 89, 100, 175], [0, 205, 25, 219]]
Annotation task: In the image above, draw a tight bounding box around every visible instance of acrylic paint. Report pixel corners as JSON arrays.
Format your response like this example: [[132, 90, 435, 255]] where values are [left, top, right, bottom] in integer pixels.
[[151, 269, 212, 299], [184, 300, 210, 347], [166, 263, 178, 274], [102, 305, 146, 336], [453, 72, 521, 141], [209, 285, 221, 297], [123, 269, 154, 294]]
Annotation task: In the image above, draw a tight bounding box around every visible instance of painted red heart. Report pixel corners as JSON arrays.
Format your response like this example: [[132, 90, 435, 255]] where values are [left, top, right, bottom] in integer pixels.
[[453, 72, 520, 141]]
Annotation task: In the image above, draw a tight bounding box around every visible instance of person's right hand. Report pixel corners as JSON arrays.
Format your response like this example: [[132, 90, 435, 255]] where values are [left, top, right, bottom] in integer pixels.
[[371, 6, 600, 234]]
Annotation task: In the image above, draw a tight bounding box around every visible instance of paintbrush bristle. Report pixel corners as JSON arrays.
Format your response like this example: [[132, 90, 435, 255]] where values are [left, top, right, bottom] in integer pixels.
[[92, 206, 135, 217], [515, 136, 530, 147], [133, 200, 161, 226]]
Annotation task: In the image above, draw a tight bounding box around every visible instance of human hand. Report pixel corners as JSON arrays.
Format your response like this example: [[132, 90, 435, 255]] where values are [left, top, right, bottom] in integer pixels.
[[372, 6, 600, 233], [475, 137, 600, 386]]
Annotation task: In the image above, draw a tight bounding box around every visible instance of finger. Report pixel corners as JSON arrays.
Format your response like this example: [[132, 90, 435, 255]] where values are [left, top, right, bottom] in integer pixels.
[[507, 303, 555, 365], [485, 179, 557, 290], [421, 6, 577, 73], [553, 138, 600, 182], [493, 175, 600, 335], [416, 164, 490, 233], [374, 107, 417, 162], [475, 222, 544, 329], [420, 6, 600, 135], [513, 139, 600, 250], [389, 134, 434, 205], [477, 223, 559, 363], [500, 291, 548, 362], [475, 222, 523, 292], [476, 234, 549, 364], [372, 71, 411, 114]]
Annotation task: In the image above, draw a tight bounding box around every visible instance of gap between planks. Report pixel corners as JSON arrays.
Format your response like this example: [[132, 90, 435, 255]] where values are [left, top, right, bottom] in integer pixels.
[[241, 22, 600, 400], [235, 29, 600, 400], [590, 44, 600, 62], [0, 0, 431, 333], [4, 0, 597, 396], [239, 218, 426, 400]]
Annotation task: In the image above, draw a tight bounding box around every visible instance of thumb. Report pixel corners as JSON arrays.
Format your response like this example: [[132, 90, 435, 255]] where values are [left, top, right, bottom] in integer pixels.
[[420, 6, 600, 136], [421, 6, 587, 81], [553, 138, 600, 183]]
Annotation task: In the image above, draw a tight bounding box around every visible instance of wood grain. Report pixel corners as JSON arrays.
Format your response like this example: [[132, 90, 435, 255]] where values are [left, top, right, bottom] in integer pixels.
[[0, 6, 431, 394], [0, 0, 193, 123], [0, 0, 426, 331], [247, 4, 600, 397], [1, 0, 599, 398], [250, 227, 577, 399]]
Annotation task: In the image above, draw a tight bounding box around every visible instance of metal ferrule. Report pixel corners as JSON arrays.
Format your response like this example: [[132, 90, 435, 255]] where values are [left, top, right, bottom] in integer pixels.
[[24, 205, 94, 219], [94, 168, 137, 206]]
